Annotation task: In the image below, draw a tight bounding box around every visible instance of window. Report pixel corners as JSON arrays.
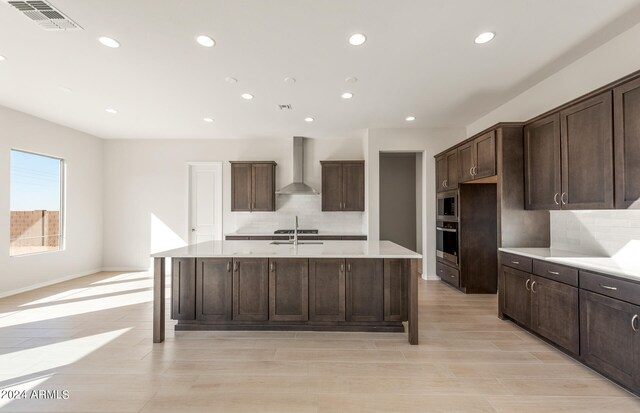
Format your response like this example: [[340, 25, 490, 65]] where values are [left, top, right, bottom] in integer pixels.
[[10, 150, 64, 256]]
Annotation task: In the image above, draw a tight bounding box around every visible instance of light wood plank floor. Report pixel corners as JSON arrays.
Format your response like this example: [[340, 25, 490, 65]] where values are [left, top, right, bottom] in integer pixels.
[[0, 271, 638, 412]]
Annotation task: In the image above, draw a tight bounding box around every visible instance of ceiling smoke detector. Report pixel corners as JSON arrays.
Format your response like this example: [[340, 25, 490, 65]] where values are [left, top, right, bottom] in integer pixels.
[[8, 1, 82, 30], [278, 104, 293, 110]]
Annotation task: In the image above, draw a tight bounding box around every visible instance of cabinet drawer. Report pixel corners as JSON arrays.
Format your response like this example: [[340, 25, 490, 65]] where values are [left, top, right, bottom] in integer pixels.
[[580, 271, 640, 306], [533, 260, 578, 287], [437, 262, 459, 288], [500, 252, 533, 273]]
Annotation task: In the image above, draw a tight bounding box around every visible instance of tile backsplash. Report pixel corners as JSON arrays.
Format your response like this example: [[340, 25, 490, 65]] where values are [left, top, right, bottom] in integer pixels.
[[226, 195, 366, 234], [550, 210, 640, 256]]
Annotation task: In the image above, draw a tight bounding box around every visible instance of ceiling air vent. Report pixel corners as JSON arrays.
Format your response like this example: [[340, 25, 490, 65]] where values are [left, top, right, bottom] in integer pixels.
[[8, 0, 82, 30], [278, 104, 293, 110]]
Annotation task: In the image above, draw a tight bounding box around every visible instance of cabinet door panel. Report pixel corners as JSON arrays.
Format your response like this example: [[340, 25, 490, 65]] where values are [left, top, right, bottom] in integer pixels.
[[474, 131, 496, 179], [436, 155, 447, 192], [252, 163, 275, 211], [346, 259, 383, 322], [445, 149, 458, 189], [458, 142, 474, 183], [500, 266, 531, 327], [524, 113, 562, 210], [232, 258, 269, 321], [231, 163, 252, 211], [580, 290, 640, 391], [561, 92, 614, 209], [171, 258, 196, 320], [269, 259, 309, 321], [322, 163, 343, 210], [342, 162, 365, 211], [384, 259, 408, 321], [614, 77, 640, 209], [530, 275, 579, 354], [196, 258, 232, 321], [309, 259, 346, 321]]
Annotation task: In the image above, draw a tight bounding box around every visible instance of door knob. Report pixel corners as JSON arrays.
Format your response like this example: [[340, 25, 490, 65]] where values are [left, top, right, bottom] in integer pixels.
[[191, 228, 196, 232]]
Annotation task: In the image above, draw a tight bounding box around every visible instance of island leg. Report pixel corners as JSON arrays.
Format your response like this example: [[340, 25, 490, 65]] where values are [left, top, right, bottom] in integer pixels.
[[153, 257, 166, 343], [408, 259, 419, 345]]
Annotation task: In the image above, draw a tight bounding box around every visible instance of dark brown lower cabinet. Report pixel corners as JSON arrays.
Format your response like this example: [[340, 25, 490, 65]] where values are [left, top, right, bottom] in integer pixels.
[[384, 259, 407, 321], [580, 290, 640, 392], [501, 266, 531, 327], [501, 265, 579, 355], [196, 258, 232, 321], [309, 259, 346, 321], [346, 259, 383, 322], [269, 259, 309, 321], [232, 258, 269, 321], [171, 258, 196, 320], [530, 275, 579, 355]]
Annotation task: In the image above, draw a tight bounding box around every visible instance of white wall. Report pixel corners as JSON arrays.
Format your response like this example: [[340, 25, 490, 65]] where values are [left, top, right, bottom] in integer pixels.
[[467, 22, 640, 136], [102, 137, 364, 269], [366, 128, 466, 279], [0, 106, 103, 297]]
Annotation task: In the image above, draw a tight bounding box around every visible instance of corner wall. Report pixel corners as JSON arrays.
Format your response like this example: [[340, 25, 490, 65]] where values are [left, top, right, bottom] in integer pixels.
[[0, 106, 104, 297]]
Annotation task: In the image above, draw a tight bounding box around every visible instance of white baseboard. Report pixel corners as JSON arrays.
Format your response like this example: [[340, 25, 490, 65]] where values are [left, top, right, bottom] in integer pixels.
[[0, 268, 102, 299], [425, 275, 441, 281]]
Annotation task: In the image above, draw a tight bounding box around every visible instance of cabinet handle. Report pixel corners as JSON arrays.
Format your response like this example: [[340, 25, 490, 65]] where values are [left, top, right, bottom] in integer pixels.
[[469, 167, 474, 177], [632, 315, 639, 333], [531, 280, 537, 293], [511, 261, 520, 265], [561, 192, 567, 205], [525, 278, 531, 291], [439, 269, 443, 273], [547, 270, 560, 275], [347, 263, 352, 272], [270, 262, 275, 272], [599, 284, 618, 291], [473, 166, 477, 175], [227, 261, 231, 272], [340, 263, 345, 272], [444, 179, 448, 187], [233, 261, 238, 272], [554, 193, 559, 205]]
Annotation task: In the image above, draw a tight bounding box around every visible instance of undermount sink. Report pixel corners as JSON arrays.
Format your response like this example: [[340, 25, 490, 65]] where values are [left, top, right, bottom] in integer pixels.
[[270, 241, 324, 245]]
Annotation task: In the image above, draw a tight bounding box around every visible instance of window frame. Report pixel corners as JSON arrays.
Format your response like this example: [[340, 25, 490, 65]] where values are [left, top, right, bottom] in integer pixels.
[[9, 148, 66, 257]]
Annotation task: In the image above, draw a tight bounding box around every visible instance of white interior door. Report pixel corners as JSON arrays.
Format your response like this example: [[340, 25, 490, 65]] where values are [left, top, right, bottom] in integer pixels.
[[189, 163, 223, 244]]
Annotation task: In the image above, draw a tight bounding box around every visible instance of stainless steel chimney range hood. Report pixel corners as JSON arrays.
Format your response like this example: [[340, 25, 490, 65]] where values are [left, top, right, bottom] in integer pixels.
[[276, 136, 320, 195]]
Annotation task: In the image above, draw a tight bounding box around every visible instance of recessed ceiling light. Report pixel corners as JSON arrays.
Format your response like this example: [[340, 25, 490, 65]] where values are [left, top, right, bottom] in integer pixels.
[[203, 117, 214, 123], [304, 117, 314, 122], [98, 36, 120, 48], [341, 92, 354, 99], [406, 116, 416, 121], [345, 76, 358, 83], [349, 33, 367, 46], [225, 77, 238, 84], [474, 32, 495, 44], [0, 55, 6, 61], [241, 93, 254, 100], [58, 86, 72, 93], [196, 35, 215, 47], [105, 108, 118, 114], [284, 77, 296, 84]]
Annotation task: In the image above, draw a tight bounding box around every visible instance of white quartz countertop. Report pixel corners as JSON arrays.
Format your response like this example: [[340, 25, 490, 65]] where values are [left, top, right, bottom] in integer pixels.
[[153, 240, 421, 259], [499, 247, 640, 282], [224, 231, 367, 237]]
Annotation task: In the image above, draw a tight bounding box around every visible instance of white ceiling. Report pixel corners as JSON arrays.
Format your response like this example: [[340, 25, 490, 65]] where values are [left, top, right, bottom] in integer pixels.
[[1, 0, 640, 140]]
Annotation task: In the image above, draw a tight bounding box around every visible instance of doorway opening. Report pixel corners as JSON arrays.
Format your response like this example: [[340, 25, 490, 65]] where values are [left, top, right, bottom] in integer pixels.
[[188, 162, 223, 244], [379, 152, 423, 255]]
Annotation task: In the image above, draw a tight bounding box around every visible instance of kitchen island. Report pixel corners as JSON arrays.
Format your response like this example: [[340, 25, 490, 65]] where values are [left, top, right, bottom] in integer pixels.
[[152, 240, 421, 344]]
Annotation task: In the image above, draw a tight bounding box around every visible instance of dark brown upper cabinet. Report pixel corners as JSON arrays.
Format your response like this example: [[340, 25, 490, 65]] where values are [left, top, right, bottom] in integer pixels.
[[321, 161, 365, 211], [525, 92, 614, 210], [436, 149, 458, 192], [614, 77, 640, 209], [524, 113, 562, 210], [458, 130, 496, 183], [230, 161, 276, 212]]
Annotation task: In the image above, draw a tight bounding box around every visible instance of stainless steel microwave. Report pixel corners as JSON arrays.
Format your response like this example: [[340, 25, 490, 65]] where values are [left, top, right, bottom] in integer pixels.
[[437, 190, 457, 219]]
